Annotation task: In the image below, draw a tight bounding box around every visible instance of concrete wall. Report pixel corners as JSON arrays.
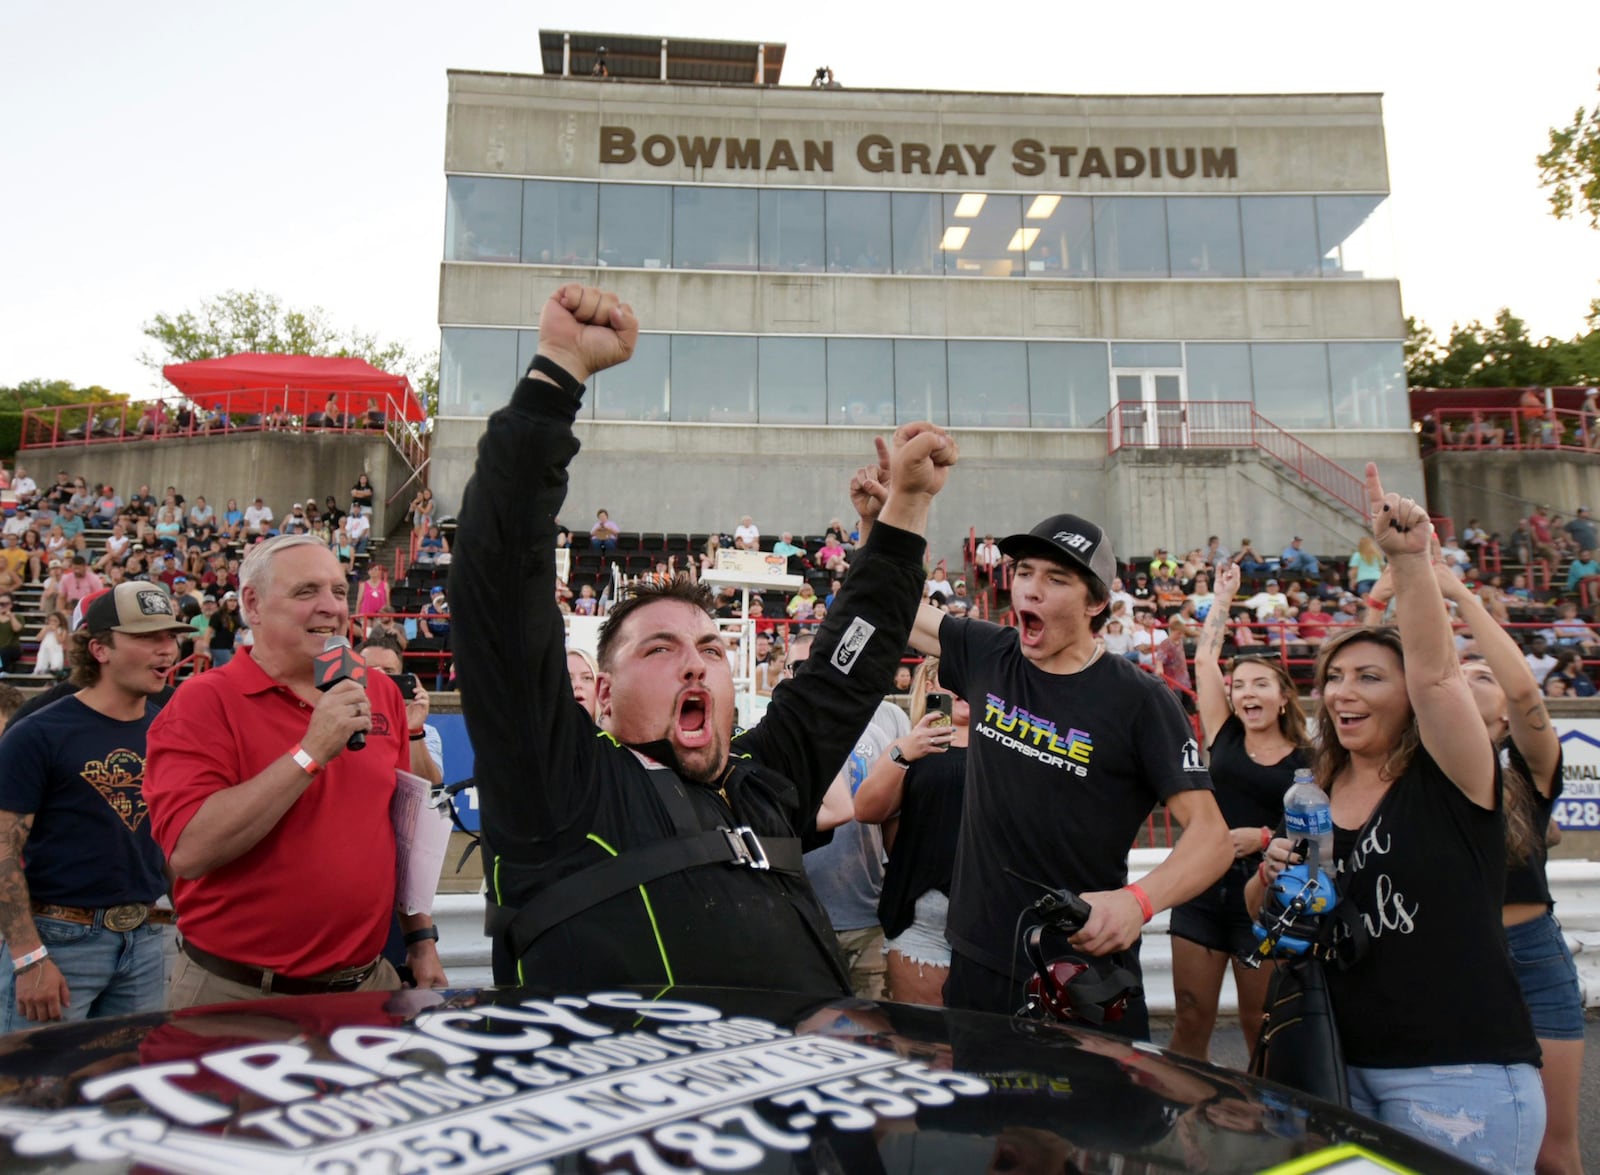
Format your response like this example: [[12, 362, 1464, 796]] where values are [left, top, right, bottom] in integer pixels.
[[39, 434, 412, 537], [446, 75, 1390, 195], [430, 417, 1413, 566], [1425, 451, 1600, 535], [440, 263, 1404, 347]]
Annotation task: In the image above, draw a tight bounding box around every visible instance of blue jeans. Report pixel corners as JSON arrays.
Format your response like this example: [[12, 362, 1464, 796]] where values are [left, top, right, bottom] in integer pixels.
[[1281, 554, 1321, 577], [0, 915, 168, 1032], [1346, 1062, 1544, 1173], [209, 648, 233, 668]]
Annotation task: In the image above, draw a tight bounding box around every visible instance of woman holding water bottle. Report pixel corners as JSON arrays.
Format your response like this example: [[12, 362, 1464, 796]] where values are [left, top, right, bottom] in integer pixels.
[[1247, 465, 1544, 1174], [1168, 559, 1307, 1062], [1434, 564, 1582, 1175]]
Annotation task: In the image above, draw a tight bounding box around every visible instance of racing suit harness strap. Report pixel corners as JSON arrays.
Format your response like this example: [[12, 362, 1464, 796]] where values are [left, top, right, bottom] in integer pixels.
[[487, 828, 803, 959]]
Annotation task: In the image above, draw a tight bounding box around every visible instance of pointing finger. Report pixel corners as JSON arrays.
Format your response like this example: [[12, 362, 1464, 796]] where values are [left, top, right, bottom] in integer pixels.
[[874, 435, 891, 472], [1364, 462, 1385, 511]]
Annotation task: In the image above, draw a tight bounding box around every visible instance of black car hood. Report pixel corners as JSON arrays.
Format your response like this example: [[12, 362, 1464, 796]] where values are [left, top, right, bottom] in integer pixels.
[[0, 984, 1470, 1173]]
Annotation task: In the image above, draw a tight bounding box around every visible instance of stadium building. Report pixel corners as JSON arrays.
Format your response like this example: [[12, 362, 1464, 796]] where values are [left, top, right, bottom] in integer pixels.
[[432, 32, 1420, 559]]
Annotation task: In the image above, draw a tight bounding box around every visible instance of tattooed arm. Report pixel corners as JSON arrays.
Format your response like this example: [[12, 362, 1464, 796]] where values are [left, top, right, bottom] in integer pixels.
[[1193, 562, 1239, 746], [0, 810, 69, 1023], [1432, 564, 1560, 794]]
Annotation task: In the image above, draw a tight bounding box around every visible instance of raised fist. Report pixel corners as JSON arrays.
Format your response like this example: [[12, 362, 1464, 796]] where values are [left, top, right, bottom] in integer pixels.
[[535, 285, 639, 386]]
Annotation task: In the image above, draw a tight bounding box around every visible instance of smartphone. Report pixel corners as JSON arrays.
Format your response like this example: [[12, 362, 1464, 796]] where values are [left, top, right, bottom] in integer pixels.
[[926, 693, 953, 726], [388, 672, 418, 698]]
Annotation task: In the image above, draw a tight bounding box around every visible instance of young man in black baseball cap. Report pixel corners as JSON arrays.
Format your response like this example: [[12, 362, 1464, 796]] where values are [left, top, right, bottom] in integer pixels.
[[907, 512, 1231, 1034]]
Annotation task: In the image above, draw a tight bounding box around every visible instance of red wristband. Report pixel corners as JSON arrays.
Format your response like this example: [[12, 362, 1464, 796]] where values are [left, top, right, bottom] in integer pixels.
[[1260, 826, 1272, 852], [1125, 882, 1154, 924], [1365, 595, 1385, 611]]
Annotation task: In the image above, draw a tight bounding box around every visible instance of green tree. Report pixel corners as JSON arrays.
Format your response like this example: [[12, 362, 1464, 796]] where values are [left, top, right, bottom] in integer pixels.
[[1538, 70, 1600, 227], [141, 291, 438, 415], [1406, 309, 1600, 387], [0, 379, 128, 458]]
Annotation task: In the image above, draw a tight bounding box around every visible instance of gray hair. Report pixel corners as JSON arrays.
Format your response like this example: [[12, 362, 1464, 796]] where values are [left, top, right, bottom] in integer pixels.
[[239, 534, 333, 595]]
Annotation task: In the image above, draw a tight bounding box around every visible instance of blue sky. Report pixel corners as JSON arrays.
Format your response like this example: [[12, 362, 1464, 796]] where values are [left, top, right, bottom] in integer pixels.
[[3, 0, 1598, 394]]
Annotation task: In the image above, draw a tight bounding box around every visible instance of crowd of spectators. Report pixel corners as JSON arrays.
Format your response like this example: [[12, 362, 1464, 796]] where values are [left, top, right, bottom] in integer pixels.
[[0, 460, 396, 679]]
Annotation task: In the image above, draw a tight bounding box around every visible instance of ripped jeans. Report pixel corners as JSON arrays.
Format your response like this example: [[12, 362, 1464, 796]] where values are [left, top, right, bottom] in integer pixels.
[[1346, 1062, 1544, 1173]]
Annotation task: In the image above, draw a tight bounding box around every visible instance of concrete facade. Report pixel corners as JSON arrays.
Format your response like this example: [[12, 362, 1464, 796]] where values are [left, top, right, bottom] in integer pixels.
[[435, 68, 1416, 563], [1425, 451, 1600, 535]]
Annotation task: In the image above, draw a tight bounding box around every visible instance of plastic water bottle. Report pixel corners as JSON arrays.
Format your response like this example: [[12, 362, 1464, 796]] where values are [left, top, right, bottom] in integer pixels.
[[1282, 767, 1334, 872]]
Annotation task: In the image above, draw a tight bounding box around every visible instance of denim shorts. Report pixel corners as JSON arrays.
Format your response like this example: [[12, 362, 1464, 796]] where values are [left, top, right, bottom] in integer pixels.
[[884, 890, 951, 968], [1504, 912, 1585, 1041], [1347, 1061, 1544, 1174]]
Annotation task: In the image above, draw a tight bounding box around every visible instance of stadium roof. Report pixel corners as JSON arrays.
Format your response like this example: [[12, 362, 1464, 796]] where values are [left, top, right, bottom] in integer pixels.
[[538, 30, 785, 85]]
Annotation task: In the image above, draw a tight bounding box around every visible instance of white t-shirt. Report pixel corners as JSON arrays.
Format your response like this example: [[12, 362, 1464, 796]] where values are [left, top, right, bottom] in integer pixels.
[[13, 477, 36, 499], [974, 542, 1001, 569], [734, 523, 760, 547], [1244, 591, 1289, 621], [1526, 652, 1557, 683], [347, 512, 371, 542], [925, 578, 955, 601], [243, 504, 273, 531]]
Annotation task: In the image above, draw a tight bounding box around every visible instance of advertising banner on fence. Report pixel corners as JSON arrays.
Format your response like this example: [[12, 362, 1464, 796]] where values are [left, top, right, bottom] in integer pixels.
[[1554, 717, 1600, 830]]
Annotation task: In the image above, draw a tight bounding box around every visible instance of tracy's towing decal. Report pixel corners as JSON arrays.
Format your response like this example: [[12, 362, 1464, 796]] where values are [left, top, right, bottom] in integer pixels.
[[0, 991, 988, 1174]]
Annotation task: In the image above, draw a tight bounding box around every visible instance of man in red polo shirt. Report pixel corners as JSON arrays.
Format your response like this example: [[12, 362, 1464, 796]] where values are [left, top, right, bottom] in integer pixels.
[[145, 535, 446, 1007]]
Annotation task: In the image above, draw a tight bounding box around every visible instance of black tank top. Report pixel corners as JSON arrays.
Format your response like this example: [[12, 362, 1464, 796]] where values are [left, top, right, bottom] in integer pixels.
[[1206, 715, 1301, 834], [1502, 740, 1561, 908], [1325, 747, 1539, 1069]]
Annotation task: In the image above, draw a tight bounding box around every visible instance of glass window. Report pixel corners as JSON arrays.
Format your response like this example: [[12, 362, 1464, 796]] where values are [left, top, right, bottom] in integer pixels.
[[893, 340, 947, 423], [1093, 197, 1168, 277], [827, 338, 894, 425], [593, 333, 669, 420], [669, 336, 757, 423], [891, 193, 942, 276], [1021, 195, 1093, 277], [1166, 197, 1242, 277], [673, 188, 757, 271], [444, 177, 521, 262], [943, 193, 1024, 278], [1027, 342, 1109, 427], [758, 338, 826, 423], [1317, 195, 1391, 279], [1241, 197, 1319, 278], [825, 192, 890, 274], [949, 342, 1028, 426], [1251, 343, 1331, 427], [1185, 343, 1252, 401], [759, 189, 824, 271], [598, 184, 672, 269], [1329, 342, 1407, 429], [440, 328, 518, 416], [521, 180, 597, 265], [1111, 343, 1182, 368]]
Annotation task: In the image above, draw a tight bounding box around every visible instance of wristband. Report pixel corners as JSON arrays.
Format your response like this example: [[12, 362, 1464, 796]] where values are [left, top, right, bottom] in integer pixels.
[[1260, 826, 1272, 853], [12, 945, 47, 973], [1365, 595, 1386, 611], [291, 744, 323, 777], [409, 729, 427, 741], [529, 354, 584, 396], [403, 926, 439, 947], [1125, 883, 1154, 924]]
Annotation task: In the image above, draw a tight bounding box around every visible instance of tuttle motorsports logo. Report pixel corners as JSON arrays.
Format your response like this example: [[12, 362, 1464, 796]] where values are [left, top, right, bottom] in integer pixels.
[[0, 992, 988, 1173]]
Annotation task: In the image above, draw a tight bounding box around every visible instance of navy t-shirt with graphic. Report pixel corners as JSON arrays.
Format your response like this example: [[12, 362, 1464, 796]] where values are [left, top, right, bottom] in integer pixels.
[[0, 696, 166, 906], [938, 616, 1214, 975]]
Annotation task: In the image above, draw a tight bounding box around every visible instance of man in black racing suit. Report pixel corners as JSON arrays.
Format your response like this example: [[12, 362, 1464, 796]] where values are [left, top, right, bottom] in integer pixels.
[[452, 283, 958, 993]]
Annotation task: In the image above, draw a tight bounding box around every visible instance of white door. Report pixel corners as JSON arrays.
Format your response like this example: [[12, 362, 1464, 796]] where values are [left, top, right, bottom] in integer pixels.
[[1113, 369, 1186, 448]]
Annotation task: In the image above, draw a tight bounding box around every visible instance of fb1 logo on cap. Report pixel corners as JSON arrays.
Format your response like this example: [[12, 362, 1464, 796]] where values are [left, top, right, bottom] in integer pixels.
[[1054, 532, 1094, 553]]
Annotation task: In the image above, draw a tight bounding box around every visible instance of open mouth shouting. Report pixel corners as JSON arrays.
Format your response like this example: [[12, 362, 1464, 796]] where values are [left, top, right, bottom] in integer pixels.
[[1016, 609, 1045, 647], [675, 689, 712, 749]]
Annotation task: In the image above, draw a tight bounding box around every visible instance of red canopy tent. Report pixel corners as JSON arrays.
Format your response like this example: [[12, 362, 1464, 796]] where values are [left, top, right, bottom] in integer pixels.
[[162, 353, 425, 423]]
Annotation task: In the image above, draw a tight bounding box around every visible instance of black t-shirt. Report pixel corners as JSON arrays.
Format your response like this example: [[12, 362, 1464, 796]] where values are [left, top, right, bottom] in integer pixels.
[[209, 609, 240, 651], [1130, 583, 1155, 605], [1325, 747, 1539, 1069], [1205, 714, 1301, 834], [1503, 739, 1561, 907], [878, 746, 966, 939], [0, 696, 166, 905], [939, 617, 1213, 974]]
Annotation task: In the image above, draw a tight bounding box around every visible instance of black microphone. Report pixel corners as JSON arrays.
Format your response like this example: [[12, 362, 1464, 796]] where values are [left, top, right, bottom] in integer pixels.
[[314, 635, 368, 751]]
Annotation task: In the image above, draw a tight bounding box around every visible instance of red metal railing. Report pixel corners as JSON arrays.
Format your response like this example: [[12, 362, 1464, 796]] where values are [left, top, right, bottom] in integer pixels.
[[1420, 406, 1600, 455], [1105, 400, 1367, 523]]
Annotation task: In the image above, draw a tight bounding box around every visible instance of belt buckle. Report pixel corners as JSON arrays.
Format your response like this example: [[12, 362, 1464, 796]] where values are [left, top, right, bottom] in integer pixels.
[[724, 826, 770, 871], [103, 904, 147, 933]]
